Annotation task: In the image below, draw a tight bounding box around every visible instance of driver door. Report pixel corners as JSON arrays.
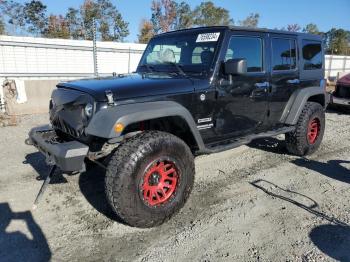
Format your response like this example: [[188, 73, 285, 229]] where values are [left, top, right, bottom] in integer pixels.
[[214, 32, 270, 139]]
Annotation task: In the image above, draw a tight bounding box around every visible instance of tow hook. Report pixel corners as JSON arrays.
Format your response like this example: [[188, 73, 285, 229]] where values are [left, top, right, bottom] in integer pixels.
[[32, 165, 57, 210]]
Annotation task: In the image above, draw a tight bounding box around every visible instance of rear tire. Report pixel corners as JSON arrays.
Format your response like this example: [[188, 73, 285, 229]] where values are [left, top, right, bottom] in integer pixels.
[[285, 102, 325, 156], [105, 131, 195, 228]]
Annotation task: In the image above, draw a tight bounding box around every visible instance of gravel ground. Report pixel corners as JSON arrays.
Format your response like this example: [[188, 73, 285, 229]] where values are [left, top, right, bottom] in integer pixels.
[[0, 110, 349, 262]]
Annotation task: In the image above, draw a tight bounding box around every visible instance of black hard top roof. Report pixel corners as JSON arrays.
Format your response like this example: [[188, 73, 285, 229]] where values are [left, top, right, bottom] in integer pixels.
[[156, 26, 323, 41]]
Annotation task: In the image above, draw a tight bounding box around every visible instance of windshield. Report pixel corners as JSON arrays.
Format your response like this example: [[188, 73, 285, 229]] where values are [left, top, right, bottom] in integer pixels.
[[137, 30, 223, 76]]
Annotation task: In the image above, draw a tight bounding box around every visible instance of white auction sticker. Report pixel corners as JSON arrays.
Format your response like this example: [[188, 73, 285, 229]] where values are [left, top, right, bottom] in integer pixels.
[[196, 32, 221, 42]]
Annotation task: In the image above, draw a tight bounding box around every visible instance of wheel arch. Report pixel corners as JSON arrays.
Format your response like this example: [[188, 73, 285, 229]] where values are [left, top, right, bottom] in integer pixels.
[[281, 86, 327, 125], [122, 115, 199, 151], [85, 101, 205, 151]]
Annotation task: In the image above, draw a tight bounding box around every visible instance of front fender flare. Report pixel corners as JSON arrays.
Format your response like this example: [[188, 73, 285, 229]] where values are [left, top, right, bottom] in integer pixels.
[[85, 101, 205, 150]]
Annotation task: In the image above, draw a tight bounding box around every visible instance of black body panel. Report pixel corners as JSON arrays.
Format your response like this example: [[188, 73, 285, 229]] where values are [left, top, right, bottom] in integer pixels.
[[58, 74, 194, 102]]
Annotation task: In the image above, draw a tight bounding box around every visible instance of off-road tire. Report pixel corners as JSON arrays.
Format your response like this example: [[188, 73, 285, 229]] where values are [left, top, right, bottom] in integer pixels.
[[285, 102, 325, 156], [105, 131, 195, 228]]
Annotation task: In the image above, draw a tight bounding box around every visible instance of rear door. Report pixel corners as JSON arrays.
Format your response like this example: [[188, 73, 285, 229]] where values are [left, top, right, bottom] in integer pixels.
[[214, 31, 270, 139], [268, 34, 300, 127]]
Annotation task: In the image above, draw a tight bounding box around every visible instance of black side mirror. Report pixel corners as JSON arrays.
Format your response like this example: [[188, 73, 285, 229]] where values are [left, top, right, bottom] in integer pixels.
[[224, 58, 247, 76]]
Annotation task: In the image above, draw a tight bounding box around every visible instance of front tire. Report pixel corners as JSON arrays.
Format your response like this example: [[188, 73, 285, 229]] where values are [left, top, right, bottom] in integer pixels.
[[105, 131, 195, 228], [285, 102, 325, 156]]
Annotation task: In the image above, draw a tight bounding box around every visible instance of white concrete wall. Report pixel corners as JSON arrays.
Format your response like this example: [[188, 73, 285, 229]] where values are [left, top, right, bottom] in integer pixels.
[[0, 35, 146, 80], [0, 35, 146, 114], [325, 55, 350, 78]]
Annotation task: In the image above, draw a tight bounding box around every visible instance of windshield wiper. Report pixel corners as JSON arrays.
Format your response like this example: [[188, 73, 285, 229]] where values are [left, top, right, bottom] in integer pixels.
[[138, 64, 156, 73], [163, 62, 187, 77]]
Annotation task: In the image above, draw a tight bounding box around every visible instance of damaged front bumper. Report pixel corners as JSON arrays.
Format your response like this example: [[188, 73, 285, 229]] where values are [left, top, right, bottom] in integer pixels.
[[28, 125, 89, 172]]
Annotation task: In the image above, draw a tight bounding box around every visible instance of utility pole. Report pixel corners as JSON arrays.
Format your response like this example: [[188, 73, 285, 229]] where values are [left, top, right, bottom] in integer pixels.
[[92, 18, 98, 77]]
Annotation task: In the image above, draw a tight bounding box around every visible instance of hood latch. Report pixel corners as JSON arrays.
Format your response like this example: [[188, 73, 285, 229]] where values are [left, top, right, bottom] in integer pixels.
[[105, 90, 115, 106]]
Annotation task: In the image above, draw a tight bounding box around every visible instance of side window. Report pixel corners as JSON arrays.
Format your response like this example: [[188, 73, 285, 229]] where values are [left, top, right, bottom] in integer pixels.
[[272, 38, 297, 71], [225, 36, 263, 72], [302, 40, 322, 70]]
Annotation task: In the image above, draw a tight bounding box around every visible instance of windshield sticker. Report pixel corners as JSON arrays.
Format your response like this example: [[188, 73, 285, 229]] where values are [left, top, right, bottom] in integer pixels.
[[196, 32, 220, 42]]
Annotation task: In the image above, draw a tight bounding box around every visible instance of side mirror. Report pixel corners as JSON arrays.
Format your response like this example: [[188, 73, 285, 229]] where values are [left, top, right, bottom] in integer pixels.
[[224, 58, 247, 76]]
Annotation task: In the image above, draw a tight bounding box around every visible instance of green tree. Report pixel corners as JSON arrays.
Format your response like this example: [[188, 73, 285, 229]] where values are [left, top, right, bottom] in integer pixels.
[[65, 7, 83, 39], [0, 0, 26, 35], [97, 0, 129, 41], [23, 0, 48, 35], [151, 0, 177, 33], [173, 1, 193, 30], [111, 11, 129, 41], [149, 0, 192, 33], [192, 1, 233, 27], [80, 0, 129, 41], [44, 15, 70, 39], [80, 0, 99, 40], [138, 19, 155, 43], [303, 23, 320, 35], [325, 28, 350, 55], [0, 18, 5, 35], [239, 13, 259, 28], [287, 24, 301, 32]]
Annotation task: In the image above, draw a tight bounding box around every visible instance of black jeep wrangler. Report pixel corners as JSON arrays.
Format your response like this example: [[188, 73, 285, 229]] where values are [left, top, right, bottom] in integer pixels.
[[28, 26, 327, 228]]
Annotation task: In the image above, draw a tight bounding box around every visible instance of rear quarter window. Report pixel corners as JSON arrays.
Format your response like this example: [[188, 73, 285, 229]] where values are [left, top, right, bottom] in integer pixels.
[[302, 40, 322, 70]]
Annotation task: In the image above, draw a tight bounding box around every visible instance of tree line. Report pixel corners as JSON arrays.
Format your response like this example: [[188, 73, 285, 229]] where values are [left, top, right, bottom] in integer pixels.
[[0, 0, 129, 41], [0, 0, 349, 55]]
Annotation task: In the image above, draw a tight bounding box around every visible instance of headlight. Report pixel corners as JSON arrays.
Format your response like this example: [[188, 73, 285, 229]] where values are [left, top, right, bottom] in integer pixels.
[[84, 103, 93, 117]]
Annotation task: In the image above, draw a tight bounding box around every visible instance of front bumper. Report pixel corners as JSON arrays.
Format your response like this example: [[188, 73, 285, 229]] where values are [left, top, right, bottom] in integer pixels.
[[28, 125, 89, 172]]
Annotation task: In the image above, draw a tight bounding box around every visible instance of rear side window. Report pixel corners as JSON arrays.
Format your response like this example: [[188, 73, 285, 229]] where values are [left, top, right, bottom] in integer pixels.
[[225, 36, 263, 72], [272, 38, 297, 71], [302, 40, 322, 70]]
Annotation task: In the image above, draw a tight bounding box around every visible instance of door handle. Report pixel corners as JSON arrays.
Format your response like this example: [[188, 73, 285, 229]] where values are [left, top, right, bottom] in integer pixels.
[[287, 79, 300, 84], [251, 82, 269, 99], [254, 82, 270, 89]]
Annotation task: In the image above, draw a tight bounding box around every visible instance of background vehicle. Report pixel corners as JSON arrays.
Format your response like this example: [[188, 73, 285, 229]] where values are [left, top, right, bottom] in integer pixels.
[[330, 72, 350, 111], [28, 26, 327, 228]]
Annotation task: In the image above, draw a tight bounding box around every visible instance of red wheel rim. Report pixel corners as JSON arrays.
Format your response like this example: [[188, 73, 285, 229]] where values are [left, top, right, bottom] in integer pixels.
[[141, 159, 179, 206], [307, 117, 320, 144]]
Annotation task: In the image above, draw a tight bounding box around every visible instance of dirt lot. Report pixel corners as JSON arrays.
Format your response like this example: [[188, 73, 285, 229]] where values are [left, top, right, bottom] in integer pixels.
[[0, 110, 349, 262]]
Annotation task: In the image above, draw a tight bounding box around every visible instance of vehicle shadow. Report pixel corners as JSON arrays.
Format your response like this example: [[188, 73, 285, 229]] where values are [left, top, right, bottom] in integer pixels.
[[0, 202, 51, 262], [309, 224, 350, 262], [249, 179, 348, 226], [23, 152, 67, 184], [292, 158, 350, 184], [78, 164, 126, 224], [248, 137, 289, 155]]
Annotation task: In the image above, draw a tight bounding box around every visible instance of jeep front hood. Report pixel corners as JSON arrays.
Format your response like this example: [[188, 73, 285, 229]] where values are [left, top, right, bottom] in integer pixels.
[[57, 73, 194, 102]]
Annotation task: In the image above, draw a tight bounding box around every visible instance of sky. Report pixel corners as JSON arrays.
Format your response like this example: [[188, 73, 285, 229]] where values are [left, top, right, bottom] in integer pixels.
[[16, 0, 350, 42]]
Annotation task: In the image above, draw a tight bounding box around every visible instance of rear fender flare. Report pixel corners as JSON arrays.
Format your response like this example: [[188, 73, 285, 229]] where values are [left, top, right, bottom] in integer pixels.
[[280, 86, 326, 125]]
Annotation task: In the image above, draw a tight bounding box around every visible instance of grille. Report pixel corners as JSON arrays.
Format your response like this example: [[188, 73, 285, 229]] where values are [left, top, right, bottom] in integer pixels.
[[52, 116, 83, 138]]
